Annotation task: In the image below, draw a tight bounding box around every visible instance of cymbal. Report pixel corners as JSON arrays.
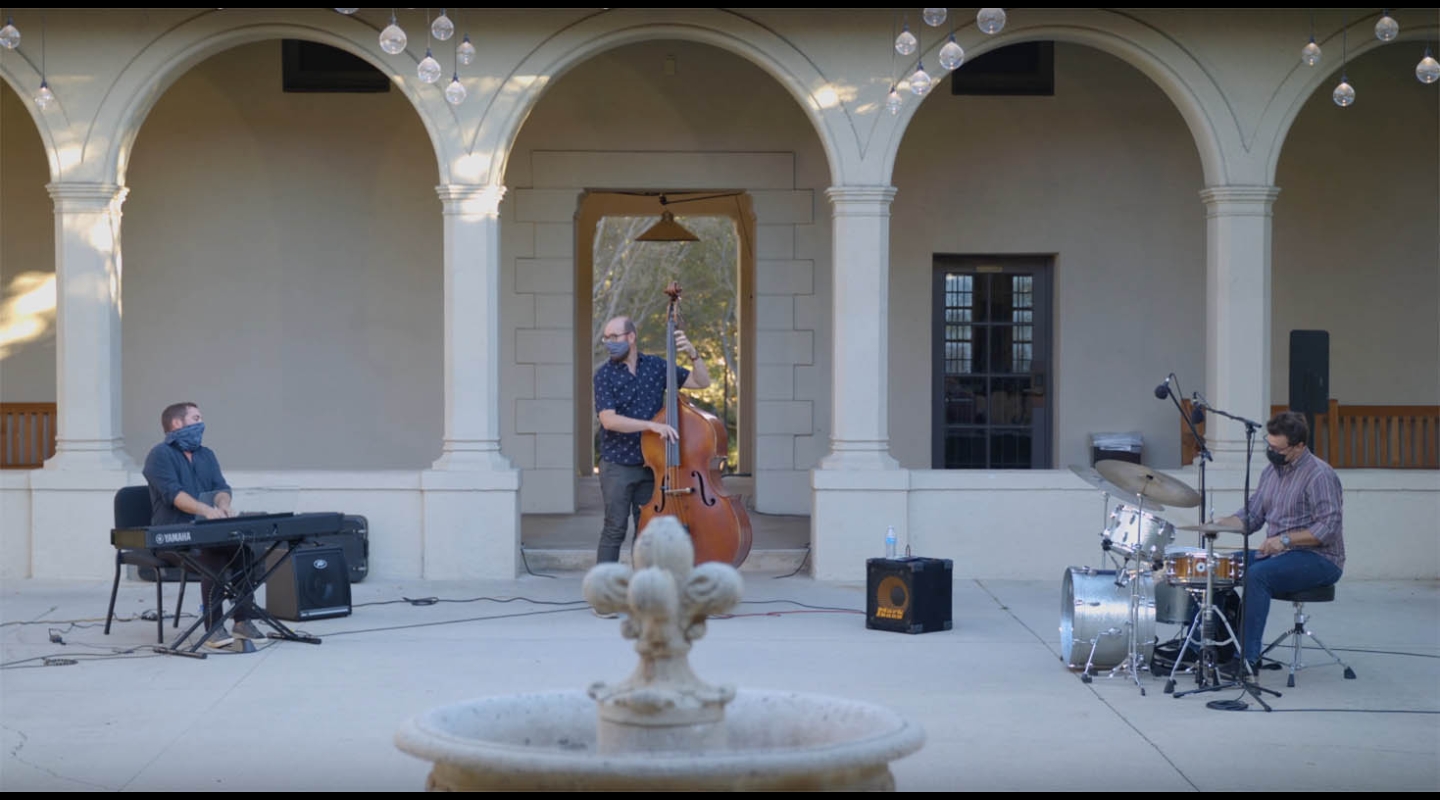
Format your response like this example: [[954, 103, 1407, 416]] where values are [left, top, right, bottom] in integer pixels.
[[1175, 522, 1247, 534], [1067, 464, 1165, 511], [1093, 460, 1201, 509]]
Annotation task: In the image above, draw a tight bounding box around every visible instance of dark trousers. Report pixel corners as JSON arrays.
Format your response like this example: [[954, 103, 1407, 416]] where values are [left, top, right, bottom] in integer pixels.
[[193, 544, 257, 627], [1242, 549, 1342, 664], [597, 460, 654, 563]]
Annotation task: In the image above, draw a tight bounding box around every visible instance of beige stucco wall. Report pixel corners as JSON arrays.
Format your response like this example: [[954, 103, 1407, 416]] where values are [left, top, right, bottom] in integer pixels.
[[1, 11, 1436, 477], [1272, 43, 1440, 405], [890, 42, 1208, 471], [502, 40, 832, 513], [117, 42, 443, 469], [0, 82, 56, 401]]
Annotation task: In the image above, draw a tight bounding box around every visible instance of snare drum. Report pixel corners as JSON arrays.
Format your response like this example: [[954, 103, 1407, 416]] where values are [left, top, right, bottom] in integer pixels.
[[1163, 546, 1243, 588], [1060, 566, 1156, 669], [1103, 504, 1176, 563]]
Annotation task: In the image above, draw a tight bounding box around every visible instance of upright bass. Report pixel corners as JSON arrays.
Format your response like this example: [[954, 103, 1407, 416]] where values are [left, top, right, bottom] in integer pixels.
[[637, 282, 753, 567]]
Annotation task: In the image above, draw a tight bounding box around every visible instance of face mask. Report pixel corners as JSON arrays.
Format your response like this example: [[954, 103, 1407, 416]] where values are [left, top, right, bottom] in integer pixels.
[[166, 422, 205, 452], [605, 340, 630, 360], [1265, 447, 1288, 468]]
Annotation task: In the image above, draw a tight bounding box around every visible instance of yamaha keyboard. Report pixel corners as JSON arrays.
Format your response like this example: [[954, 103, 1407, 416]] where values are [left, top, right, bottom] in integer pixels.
[[111, 511, 346, 550]]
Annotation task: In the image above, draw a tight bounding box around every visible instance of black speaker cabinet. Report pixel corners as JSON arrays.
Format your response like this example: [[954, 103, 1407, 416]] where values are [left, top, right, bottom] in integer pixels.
[[866, 557, 953, 634], [299, 515, 369, 583], [1288, 330, 1330, 415], [266, 546, 352, 621]]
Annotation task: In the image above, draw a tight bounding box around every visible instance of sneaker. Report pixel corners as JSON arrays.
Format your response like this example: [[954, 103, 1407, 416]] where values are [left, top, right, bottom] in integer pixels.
[[592, 608, 619, 619], [231, 620, 264, 641], [203, 626, 235, 649]]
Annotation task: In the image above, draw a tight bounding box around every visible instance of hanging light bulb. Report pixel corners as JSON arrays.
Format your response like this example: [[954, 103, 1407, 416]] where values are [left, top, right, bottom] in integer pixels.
[[445, 73, 467, 105], [909, 60, 932, 96], [923, 8, 947, 28], [939, 34, 965, 70], [418, 48, 442, 83], [1417, 48, 1440, 84], [977, 8, 1007, 35], [379, 11, 407, 55], [1332, 76, 1355, 106], [34, 80, 54, 109], [1333, 16, 1354, 106], [334, 8, 359, 14], [0, 17, 19, 49], [432, 9, 454, 41], [456, 33, 476, 65], [886, 85, 904, 115], [895, 23, 917, 56], [1374, 12, 1399, 42], [1301, 36, 1322, 67]]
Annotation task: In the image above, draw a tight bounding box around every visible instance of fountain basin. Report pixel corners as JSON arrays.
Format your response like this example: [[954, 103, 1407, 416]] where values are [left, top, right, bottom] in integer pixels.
[[395, 689, 925, 791]]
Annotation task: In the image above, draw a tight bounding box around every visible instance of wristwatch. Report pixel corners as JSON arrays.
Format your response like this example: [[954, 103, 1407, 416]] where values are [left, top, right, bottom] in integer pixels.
[[1279, 534, 1293, 550]]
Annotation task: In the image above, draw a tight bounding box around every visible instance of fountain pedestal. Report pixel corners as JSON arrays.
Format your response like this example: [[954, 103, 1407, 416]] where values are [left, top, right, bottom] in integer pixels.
[[396, 517, 925, 791]]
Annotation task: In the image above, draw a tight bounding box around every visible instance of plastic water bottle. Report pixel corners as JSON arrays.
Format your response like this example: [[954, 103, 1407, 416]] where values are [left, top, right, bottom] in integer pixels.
[[885, 526, 897, 559]]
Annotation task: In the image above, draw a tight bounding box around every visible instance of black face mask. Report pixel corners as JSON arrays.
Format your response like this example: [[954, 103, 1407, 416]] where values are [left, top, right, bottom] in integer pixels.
[[1266, 447, 1289, 468]]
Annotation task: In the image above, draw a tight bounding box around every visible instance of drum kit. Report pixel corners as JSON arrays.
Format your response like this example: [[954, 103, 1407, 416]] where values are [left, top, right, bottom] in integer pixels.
[[1062, 460, 1253, 696]]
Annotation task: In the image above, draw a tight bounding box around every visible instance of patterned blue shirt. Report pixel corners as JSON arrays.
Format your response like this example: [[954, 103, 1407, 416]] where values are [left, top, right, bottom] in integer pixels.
[[594, 351, 689, 466]]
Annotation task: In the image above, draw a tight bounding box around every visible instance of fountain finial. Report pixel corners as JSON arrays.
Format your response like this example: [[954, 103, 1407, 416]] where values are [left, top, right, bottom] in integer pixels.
[[582, 516, 743, 750]]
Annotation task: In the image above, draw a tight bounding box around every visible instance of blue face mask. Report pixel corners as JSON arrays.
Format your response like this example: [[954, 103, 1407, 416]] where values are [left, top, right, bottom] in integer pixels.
[[605, 340, 630, 360], [166, 422, 205, 452]]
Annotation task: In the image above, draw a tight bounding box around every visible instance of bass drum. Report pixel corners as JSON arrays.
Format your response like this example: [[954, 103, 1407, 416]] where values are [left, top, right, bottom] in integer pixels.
[[1060, 566, 1155, 669]]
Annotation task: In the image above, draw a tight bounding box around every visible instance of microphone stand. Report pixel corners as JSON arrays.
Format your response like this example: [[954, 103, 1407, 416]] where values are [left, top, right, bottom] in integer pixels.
[[1164, 382, 1210, 529], [1175, 401, 1281, 710]]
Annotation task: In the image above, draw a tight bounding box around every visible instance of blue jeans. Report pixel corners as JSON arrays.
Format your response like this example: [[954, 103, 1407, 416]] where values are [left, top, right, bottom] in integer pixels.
[[597, 461, 654, 563], [1242, 549, 1342, 664]]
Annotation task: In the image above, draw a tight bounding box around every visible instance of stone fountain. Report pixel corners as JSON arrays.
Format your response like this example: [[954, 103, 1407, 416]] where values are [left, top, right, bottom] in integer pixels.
[[394, 516, 926, 791]]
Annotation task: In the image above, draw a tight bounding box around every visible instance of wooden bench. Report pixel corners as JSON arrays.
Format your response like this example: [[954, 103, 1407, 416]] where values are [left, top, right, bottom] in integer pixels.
[[1, 402, 57, 468], [1181, 399, 1439, 469]]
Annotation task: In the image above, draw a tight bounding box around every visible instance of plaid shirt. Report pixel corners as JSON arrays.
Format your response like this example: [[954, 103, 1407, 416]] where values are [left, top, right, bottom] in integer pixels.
[[1233, 448, 1345, 570]]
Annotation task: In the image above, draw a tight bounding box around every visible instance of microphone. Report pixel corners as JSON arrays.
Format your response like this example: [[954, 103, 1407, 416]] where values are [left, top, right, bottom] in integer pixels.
[[1190, 393, 1207, 425], [1154, 375, 1172, 400]]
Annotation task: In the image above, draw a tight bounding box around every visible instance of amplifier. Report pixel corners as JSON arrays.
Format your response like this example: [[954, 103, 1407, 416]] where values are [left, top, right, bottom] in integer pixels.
[[293, 514, 369, 583], [866, 557, 953, 634], [265, 546, 352, 621]]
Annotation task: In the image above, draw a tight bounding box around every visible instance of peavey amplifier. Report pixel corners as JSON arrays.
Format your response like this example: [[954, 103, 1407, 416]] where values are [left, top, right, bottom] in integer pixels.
[[866, 557, 953, 634], [265, 546, 352, 621], [296, 514, 369, 583]]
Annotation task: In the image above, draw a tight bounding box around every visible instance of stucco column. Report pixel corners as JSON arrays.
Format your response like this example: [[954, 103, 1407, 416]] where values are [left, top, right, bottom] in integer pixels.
[[820, 186, 900, 471], [44, 182, 133, 470], [421, 184, 520, 580], [432, 184, 514, 472], [1200, 185, 1281, 467]]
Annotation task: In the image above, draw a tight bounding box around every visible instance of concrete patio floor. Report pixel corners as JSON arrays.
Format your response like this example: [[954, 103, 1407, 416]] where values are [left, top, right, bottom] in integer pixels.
[[2, 568, 1436, 791]]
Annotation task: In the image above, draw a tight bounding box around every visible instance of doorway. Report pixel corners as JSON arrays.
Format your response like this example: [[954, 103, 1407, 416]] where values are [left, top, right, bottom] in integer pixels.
[[932, 255, 1054, 468], [575, 191, 755, 476]]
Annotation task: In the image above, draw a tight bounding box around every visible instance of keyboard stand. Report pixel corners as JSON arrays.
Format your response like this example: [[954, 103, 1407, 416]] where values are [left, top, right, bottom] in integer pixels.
[[154, 539, 323, 658]]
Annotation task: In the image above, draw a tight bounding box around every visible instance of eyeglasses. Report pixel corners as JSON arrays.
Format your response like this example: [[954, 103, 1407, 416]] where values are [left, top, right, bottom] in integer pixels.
[[601, 332, 631, 342]]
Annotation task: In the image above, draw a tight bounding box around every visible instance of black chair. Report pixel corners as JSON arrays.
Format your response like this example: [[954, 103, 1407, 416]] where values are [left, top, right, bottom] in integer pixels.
[[104, 485, 189, 643], [1259, 584, 1358, 687]]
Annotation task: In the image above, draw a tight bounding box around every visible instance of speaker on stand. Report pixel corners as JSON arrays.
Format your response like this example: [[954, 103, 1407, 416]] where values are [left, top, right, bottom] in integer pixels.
[[865, 557, 953, 634], [1289, 330, 1330, 441]]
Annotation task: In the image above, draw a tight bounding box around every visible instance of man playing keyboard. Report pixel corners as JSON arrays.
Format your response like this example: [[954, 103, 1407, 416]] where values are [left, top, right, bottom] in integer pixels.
[[142, 402, 262, 649]]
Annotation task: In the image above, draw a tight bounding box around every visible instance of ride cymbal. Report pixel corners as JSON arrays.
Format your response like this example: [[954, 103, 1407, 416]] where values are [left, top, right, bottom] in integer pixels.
[[1175, 522, 1247, 534], [1067, 464, 1166, 511], [1093, 460, 1201, 508]]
